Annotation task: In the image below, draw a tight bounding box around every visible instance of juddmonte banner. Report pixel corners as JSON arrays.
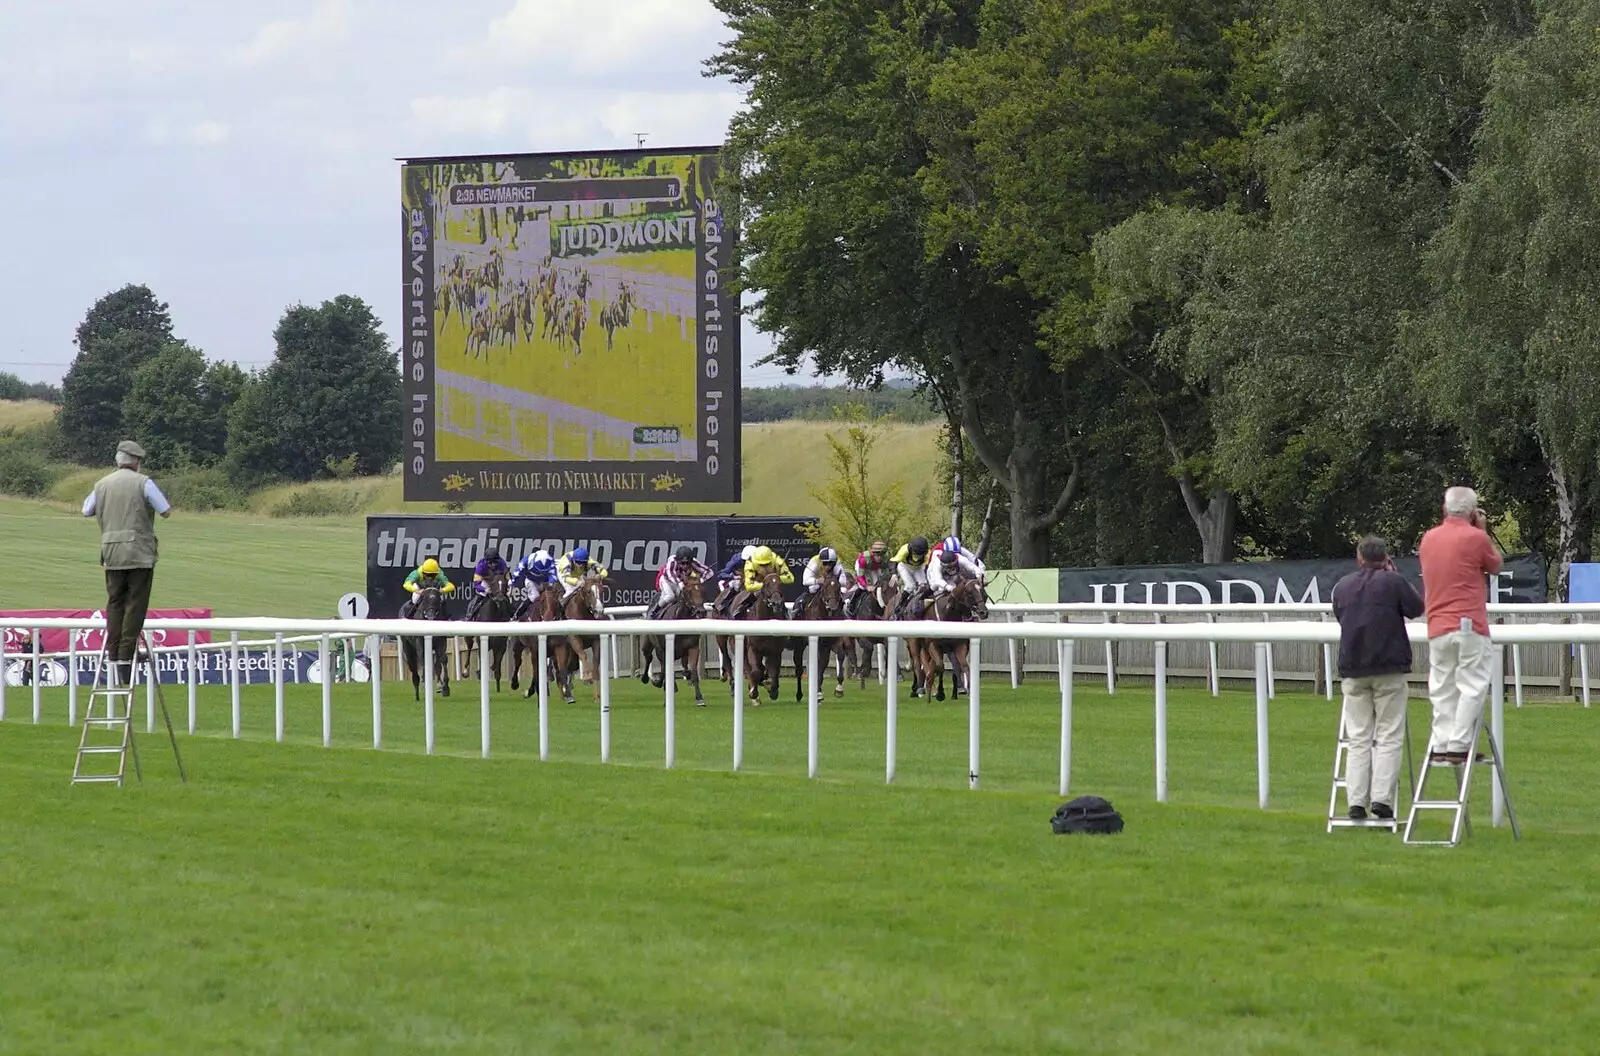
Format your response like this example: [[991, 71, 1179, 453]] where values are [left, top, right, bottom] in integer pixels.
[[366, 515, 816, 616], [2, 646, 370, 688], [1058, 554, 1549, 605], [400, 148, 740, 502]]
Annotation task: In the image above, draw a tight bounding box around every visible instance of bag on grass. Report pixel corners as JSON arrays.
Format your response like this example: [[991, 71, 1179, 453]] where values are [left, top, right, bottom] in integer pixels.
[[1051, 795, 1124, 835]]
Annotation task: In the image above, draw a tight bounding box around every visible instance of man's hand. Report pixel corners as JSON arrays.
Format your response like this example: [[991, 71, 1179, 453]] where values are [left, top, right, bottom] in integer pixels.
[[1471, 509, 1489, 531]]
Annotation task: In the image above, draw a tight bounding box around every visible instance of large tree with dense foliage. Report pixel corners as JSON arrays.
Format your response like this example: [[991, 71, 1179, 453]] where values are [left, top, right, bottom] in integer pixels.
[[58, 285, 174, 464]]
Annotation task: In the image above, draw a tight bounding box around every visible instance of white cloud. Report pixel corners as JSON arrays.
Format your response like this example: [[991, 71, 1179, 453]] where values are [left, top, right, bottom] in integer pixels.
[[447, 0, 724, 75], [144, 116, 232, 147], [235, 0, 352, 66]]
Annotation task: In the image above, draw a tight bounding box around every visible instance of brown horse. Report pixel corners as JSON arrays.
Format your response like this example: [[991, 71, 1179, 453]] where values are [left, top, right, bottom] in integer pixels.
[[883, 578, 929, 698], [462, 571, 512, 692], [400, 587, 451, 701], [639, 573, 709, 707], [791, 575, 850, 700], [847, 579, 890, 689], [552, 574, 607, 705], [916, 577, 988, 702], [511, 583, 562, 696], [740, 573, 789, 703]]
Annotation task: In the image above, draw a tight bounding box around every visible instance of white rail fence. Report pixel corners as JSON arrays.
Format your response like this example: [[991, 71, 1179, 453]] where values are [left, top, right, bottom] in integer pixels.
[[7, 612, 1600, 828]]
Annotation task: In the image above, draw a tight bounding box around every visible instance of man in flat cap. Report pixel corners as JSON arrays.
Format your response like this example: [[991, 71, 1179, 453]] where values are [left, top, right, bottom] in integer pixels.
[[82, 441, 171, 685]]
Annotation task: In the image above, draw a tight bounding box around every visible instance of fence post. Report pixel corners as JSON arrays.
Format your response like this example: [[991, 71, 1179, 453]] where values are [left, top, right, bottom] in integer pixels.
[[1254, 641, 1270, 809], [1206, 613, 1220, 698], [68, 634, 78, 726], [885, 636, 898, 785], [665, 632, 677, 770], [31, 629, 41, 724], [146, 653, 156, 733], [229, 631, 241, 738], [537, 635, 549, 762], [1006, 611, 1020, 689], [968, 635, 980, 790], [479, 634, 490, 759], [320, 634, 332, 747], [0, 632, 8, 720], [1322, 613, 1334, 700], [1155, 639, 1168, 804], [1263, 613, 1276, 700], [807, 635, 820, 779], [423, 636, 436, 755], [733, 634, 745, 771], [1512, 643, 1524, 709], [1105, 613, 1116, 696], [370, 635, 383, 750], [1058, 639, 1074, 796], [274, 633, 285, 743], [599, 633, 611, 763], [187, 630, 198, 735]]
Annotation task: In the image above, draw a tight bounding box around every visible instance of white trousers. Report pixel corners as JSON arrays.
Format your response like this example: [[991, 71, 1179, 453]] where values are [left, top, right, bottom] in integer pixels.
[[1340, 673, 1408, 809], [1428, 630, 1492, 753]]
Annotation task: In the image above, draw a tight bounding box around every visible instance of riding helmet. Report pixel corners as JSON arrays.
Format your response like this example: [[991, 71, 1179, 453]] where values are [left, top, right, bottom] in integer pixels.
[[943, 536, 962, 553], [421, 558, 441, 574], [910, 536, 929, 556], [819, 546, 837, 563], [741, 545, 757, 561], [675, 545, 694, 562], [870, 540, 887, 554], [753, 545, 776, 564], [939, 549, 958, 565], [572, 547, 590, 564], [532, 550, 554, 572]]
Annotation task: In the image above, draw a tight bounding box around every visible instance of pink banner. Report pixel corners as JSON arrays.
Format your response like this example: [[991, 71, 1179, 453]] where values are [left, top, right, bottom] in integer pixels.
[[0, 609, 213, 655]]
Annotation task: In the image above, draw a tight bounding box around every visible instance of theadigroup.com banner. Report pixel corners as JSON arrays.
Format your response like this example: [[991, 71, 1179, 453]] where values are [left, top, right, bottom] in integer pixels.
[[366, 515, 816, 616]]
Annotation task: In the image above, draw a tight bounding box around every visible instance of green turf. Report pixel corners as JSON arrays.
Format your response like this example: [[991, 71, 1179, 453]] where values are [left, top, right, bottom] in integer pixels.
[[4, 676, 1598, 1054]]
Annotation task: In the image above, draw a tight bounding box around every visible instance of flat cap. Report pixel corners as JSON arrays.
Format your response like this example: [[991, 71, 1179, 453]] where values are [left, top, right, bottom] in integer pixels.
[[116, 440, 146, 459]]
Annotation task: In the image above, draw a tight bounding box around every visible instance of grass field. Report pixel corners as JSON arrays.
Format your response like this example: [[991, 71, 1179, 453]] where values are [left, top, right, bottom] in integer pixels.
[[3, 675, 1598, 1053], [0, 398, 57, 430]]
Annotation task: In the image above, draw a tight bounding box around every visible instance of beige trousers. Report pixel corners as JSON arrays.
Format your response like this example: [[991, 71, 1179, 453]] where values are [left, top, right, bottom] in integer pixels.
[[1428, 630, 1492, 754], [1341, 673, 1409, 809]]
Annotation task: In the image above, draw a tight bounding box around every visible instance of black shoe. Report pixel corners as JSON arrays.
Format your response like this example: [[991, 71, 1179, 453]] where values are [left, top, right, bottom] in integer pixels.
[[1348, 805, 1368, 821], [1370, 802, 1394, 820]]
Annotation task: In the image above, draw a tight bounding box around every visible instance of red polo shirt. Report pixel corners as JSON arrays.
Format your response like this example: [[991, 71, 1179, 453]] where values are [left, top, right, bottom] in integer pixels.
[[1418, 517, 1503, 638]]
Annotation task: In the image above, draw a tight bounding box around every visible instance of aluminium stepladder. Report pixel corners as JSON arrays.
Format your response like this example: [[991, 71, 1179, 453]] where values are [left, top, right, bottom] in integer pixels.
[[71, 629, 185, 787], [1401, 708, 1519, 847], [1326, 710, 1416, 833]]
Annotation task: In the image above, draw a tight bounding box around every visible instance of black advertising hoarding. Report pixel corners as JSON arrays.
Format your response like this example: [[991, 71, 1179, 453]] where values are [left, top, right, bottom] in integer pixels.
[[400, 147, 739, 503], [1057, 554, 1549, 606], [367, 515, 816, 615]]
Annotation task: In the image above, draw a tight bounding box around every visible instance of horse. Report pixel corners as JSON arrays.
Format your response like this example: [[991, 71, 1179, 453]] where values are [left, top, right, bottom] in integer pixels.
[[400, 587, 451, 701], [915, 577, 988, 702], [511, 583, 563, 697], [740, 573, 790, 703], [462, 571, 512, 692], [551, 574, 607, 705], [882, 577, 929, 698], [847, 579, 889, 689], [790, 575, 850, 700], [639, 573, 709, 707]]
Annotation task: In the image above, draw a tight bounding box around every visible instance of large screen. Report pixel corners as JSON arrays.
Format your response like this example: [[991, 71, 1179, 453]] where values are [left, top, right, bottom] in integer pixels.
[[400, 148, 740, 502]]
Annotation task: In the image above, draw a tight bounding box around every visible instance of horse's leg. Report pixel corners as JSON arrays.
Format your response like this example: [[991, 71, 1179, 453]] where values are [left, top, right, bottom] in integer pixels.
[[639, 636, 655, 685], [685, 644, 706, 706], [833, 639, 847, 697], [509, 638, 523, 691]]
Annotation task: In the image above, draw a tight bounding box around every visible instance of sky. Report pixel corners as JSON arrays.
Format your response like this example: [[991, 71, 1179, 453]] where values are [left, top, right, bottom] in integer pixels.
[[0, 0, 818, 387]]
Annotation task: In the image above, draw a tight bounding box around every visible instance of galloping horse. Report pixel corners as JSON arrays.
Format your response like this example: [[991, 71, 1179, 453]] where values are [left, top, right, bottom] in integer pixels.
[[512, 583, 563, 696], [462, 571, 512, 692], [639, 573, 709, 707], [740, 572, 789, 703], [882, 578, 928, 698], [847, 579, 889, 689], [791, 575, 850, 700], [916, 577, 988, 702], [400, 587, 451, 701], [552, 574, 607, 705]]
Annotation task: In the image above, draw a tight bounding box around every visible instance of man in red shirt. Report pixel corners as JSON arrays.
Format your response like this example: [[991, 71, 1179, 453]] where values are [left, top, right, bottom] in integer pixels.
[[1417, 486, 1503, 765]]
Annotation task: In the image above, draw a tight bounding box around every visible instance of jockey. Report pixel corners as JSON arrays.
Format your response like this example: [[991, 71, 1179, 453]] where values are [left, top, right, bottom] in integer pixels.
[[652, 546, 715, 618], [732, 545, 793, 617], [935, 535, 986, 578], [464, 551, 511, 620], [802, 546, 852, 595], [713, 545, 757, 617], [855, 540, 891, 589], [556, 546, 607, 599], [400, 558, 454, 618], [891, 536, 932, 617], [929, 546, 983, 597], [509, 548, 559, 619]]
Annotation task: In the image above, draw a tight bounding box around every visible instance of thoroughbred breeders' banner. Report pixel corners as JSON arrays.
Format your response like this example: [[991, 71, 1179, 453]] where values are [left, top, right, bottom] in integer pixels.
[[401, 147, 741, 503], [1058, 554, 1548, 605], [366, 515, 816, 617]]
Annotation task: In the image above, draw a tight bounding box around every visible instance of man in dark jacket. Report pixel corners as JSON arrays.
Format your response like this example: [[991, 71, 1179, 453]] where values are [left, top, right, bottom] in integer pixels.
[[1331, 535, 1425, 820]]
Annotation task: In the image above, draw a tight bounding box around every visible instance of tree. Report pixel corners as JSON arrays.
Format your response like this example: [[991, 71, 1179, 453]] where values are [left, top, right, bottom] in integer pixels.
[[123, 343, 246, 470], [1414, 0, 1600, 599], [805, 407, 928, 554], [227, 296, 400, 483], [59, 285, 175, 464]]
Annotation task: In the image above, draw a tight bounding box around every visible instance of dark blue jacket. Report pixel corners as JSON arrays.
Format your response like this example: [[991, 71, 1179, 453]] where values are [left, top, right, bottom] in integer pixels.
[[716, 554, 746, 582], [1331, 567, 1425, 678]]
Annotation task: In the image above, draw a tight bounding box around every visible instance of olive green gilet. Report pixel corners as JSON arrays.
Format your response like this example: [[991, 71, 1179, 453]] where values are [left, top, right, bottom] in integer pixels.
[[93, 468, 158, 570]]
